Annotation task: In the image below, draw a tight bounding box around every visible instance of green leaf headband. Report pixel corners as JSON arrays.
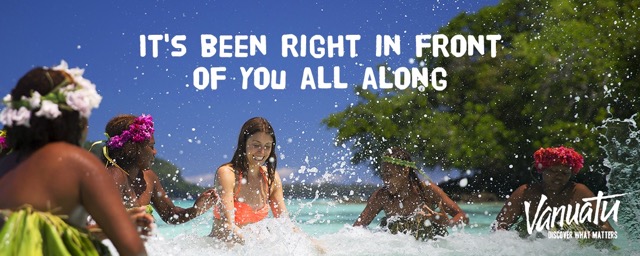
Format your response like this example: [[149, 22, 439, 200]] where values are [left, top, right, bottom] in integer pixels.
[[381, 155, 430, 179], [382, 155, 418, 169]]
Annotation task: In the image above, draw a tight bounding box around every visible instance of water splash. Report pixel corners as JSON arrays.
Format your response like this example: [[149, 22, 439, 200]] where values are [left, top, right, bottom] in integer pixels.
[[598, 114, 640, 240], [112, 224, 626, 255]]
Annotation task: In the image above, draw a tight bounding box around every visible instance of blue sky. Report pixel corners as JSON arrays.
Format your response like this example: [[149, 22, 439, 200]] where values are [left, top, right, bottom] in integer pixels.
[[0, 0, 499, 186]]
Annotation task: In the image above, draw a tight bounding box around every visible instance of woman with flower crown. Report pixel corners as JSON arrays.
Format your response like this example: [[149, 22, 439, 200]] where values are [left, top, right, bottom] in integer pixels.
[[493, 146, 615, 240], [0, 61, 146, 255], [101, 114, 217, 226], [353, 146, 469, 240]]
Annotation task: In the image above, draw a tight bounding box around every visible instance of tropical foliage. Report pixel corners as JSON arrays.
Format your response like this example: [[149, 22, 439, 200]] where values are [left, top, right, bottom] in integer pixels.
[[323, 0, 640, 197]]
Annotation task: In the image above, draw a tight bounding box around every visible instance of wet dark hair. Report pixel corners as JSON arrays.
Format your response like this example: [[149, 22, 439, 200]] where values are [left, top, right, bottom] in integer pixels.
[[103, 114, 148, 168], [5, 67, 86, 152], [383, 146, 421, 181], [383, 147, 432, 204], [229, 117, 277, 188]]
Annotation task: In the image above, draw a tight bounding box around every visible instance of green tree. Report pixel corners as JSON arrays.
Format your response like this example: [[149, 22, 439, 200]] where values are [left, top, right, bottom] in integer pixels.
[[323, 0, 640, 197]]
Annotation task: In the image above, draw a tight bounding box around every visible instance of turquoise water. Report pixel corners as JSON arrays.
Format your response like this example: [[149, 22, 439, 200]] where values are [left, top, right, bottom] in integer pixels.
[[151, 199, 502, 238], [286, 199, 501, 236], [130, 199, 637, 255]]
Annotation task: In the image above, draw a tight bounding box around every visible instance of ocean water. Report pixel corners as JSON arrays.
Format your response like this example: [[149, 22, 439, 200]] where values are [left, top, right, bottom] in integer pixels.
[[104, 115, 640, 255], [104, 199, 638, 256]]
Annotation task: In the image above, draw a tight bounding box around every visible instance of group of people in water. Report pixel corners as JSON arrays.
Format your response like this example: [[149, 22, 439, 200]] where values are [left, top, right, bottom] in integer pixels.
[[0, 62, 616, 255]]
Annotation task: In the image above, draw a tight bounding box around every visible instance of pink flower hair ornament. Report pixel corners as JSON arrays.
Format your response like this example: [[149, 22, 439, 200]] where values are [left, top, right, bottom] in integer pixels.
[[0, 129, 7, 150], [533, 146, 584, 174], [106, 114, 154, 149]]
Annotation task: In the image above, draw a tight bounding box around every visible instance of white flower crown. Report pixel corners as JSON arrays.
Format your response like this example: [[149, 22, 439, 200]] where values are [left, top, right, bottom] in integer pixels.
[[0, 60, 102, 127]]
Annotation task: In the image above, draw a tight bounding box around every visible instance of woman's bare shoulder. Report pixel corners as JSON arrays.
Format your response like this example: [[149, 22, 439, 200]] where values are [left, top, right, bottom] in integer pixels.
[[215, 164, 237, 185], [573, 182, 597, 198], [504, 184, 536, 201], [38, 142, 102, 167], [573, 182, 593, 191], [369, 187, 388, 199], [216, 164, 235, 175], [39, 141, 84, 152]]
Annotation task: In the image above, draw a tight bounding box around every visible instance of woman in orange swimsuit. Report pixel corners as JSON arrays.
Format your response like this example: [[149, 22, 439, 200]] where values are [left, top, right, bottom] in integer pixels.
[[210, 117, 289, 243]]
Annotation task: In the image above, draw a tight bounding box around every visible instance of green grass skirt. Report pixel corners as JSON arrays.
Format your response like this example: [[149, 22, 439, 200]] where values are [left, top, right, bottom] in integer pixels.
[[381, 215, 448, 241], [0, 206, 111, 256]]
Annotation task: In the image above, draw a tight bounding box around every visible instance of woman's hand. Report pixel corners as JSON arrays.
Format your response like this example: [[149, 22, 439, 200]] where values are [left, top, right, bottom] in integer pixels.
[[127, 206, 155, 237], [86, 206, 155, 240], [418, 201, 450, 227], [194, 188, 218, 215], [218, 223, 244, 244]]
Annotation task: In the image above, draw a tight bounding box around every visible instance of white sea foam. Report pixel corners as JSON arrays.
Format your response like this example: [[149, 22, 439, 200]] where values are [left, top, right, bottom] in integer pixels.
[[102, 215, 635, 256]]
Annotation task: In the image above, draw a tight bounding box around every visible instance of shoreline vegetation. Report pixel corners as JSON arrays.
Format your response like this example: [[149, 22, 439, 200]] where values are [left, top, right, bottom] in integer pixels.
[[86, 143, 504, 203], [86, 143, 526, 205]]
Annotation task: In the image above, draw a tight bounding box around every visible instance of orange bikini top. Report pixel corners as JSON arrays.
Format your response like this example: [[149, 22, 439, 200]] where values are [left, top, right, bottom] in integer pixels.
[[214, 167, 270, 226]]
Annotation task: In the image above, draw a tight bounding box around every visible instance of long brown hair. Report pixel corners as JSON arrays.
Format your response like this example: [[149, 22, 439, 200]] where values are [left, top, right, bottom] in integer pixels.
[[229, 117, 277, 188]]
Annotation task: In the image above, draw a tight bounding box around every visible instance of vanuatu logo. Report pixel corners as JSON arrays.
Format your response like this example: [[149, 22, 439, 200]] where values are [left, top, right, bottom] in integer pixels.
[[524, 191, 621, 239]]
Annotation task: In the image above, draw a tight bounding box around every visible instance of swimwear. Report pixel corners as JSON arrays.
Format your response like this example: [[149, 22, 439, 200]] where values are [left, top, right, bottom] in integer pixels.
[[381, 214, 448, 241], [214, 167, 269, 226]]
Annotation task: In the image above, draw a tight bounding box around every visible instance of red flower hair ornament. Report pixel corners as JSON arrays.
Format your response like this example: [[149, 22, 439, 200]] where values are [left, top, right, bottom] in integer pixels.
[[533, 146, 584, 174]]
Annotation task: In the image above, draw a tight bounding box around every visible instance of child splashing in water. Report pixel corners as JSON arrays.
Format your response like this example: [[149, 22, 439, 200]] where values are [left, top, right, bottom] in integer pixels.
[[354, 147, 469, 240]]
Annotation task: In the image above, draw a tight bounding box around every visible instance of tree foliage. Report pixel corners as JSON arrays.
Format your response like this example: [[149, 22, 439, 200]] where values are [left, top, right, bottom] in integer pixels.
[[323, 0, 640, 197]]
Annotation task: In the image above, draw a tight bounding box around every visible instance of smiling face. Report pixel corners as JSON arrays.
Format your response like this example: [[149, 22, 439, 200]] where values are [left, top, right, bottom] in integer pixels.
[[542, 165, 572, 192], [245, 132, 273, 168]]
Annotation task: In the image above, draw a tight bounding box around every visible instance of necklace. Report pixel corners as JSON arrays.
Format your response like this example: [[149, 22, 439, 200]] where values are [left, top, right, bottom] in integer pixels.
[[105, 157, 129, 175], [100, 144, 129, 175]]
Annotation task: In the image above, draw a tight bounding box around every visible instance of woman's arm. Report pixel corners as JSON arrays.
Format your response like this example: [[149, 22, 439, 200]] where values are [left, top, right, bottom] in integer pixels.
[[494, 184, 527, 230], [147, 170, 216, 224], [215, 166, 242, 240], [269, 171, 288, 218], [76, 150, 146, 256], [425, 182, 469, 227], [353, 188, 385, 227], [574, 183, 615, 232]]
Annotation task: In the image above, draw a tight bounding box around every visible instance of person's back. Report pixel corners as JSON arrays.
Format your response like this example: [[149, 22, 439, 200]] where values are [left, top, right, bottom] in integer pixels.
[[1, 142, 108, 223], [0, 62, 146, 255]]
